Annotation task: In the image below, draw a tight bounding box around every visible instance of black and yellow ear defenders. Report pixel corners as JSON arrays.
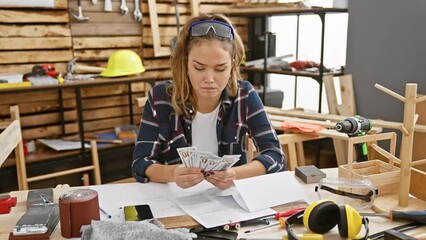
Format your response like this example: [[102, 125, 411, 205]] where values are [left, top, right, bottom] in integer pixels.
[[285, 200, 369, 240]]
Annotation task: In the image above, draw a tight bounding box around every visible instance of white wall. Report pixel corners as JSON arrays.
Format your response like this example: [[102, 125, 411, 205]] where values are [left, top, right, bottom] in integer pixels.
[[269, 1, 348, 113]]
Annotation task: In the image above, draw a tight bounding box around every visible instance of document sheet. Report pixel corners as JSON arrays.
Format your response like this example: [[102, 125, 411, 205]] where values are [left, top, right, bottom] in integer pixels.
[[91, 171, 307, 228]]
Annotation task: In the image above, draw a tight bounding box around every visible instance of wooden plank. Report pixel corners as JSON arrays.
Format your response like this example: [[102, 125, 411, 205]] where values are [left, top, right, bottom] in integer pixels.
[[83, 106, 131, 121], [0, 24, 71, 37], [0, 0, 68, 9], [0, 10, 69, 23], [0, 50, 73, 64], [84, 116, 131, 132], [338, 74, 356, 116], [0, 37, 72, 50], [70, 23, 142, 36], [142, 2, 190, 15], [19, 110, 77, 128], [0, 91, 61, 105], [73, 37, 142, 49], [81, 85, 129, 98], [265, 106, 426, 133], [22, 123, 79, 140], [74, 48, 143, 61], [144, 58, 170, 70], [142, 14, 192, 26], [82, 95, 130, 109], [0, 63, 68, 75], [200, 4, 232, 13], [0, 99, 76, 116], [142, 36, 175, 47], [148, 0, 172, 57], [0, 120, 21, 167]]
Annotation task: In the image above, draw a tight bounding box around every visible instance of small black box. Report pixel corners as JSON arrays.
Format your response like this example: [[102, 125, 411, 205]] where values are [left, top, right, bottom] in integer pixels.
[[295, 165, 326, 184]]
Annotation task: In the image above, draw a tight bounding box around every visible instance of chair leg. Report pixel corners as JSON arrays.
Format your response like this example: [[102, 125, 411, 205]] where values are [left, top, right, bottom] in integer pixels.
[[10, 106, 28, 190], [287, 143, 298, 171], [82, 173, 90, 186], [90, 140, 102, 185]]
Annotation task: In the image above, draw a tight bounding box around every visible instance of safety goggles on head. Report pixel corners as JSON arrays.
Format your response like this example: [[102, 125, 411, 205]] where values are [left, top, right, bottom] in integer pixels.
[[189, 20, 234, 40]]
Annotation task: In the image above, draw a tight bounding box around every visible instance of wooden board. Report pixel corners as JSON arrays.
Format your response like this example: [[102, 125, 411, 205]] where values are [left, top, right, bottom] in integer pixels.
[[0, 10, 69, 23], [73, 37, 142, 49], [0, 24, 71, 37]]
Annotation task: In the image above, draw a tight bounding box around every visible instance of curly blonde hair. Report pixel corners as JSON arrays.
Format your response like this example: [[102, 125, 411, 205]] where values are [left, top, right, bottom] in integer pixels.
[[169, 13, 245, 117]]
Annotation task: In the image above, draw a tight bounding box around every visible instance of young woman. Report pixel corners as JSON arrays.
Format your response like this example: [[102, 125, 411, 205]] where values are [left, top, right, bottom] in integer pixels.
[[132, 13, 285, 190]]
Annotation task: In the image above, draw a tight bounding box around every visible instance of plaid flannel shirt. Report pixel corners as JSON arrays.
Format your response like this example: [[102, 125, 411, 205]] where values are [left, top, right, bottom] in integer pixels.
[[132, 80, 286, 182]]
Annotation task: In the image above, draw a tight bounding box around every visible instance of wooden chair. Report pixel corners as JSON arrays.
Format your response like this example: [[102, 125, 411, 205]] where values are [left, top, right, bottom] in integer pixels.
[[0, 107, 26, 190], [246, 133, 322, 171], [1, 106, 101, 190]]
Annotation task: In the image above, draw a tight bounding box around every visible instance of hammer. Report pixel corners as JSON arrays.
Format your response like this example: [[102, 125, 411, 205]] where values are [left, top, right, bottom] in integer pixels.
[[67, 57, 105, 74], [73, 0, 89, 21]]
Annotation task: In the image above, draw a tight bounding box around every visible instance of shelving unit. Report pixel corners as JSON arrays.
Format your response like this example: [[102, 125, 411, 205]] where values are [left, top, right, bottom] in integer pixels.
[[0, 75, 159, 190], [220, 6, 347, 112]]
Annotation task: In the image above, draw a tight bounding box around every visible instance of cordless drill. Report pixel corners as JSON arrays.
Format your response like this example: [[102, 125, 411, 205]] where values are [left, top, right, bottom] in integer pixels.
[[335, 116, 372, 162]]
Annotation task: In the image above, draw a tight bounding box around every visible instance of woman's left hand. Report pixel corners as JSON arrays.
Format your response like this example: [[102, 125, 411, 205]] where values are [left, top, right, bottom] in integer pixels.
[[205, 169, 236, 190]]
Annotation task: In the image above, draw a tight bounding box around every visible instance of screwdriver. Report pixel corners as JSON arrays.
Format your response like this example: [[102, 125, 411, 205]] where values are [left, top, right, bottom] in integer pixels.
[[244, 207, 306, 234], [360, 210, 426, 224], [264, 207, 306, 220]]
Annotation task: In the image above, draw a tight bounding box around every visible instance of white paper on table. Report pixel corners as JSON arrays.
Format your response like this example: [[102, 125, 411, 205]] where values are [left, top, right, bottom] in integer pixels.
[[38, 139, 90, 151], [173, 191, 275, 229], [90, 180, 225, 221], [233, 171, 307, 212]]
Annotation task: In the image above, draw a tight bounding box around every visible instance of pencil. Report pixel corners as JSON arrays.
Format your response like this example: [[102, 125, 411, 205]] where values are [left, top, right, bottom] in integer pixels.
[[99, 207, 112, 218]]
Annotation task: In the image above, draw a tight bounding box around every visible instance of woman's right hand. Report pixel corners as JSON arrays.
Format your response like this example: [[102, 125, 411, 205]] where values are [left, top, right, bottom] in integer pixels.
[[174, 165, 204, 189]]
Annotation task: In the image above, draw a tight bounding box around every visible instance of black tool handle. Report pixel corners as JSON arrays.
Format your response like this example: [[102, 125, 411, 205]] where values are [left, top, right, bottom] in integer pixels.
[[391, 210, 426, 224]]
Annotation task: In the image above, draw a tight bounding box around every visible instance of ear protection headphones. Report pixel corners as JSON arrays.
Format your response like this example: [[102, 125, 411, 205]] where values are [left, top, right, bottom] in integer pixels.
[[285, 200, 369, 240]]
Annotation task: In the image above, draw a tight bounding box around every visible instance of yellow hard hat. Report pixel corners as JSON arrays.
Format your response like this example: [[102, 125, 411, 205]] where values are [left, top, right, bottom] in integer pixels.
[[101, 50, 145, 77]]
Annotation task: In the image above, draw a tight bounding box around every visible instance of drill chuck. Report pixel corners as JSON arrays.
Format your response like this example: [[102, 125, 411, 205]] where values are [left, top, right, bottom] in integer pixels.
[[335, 116, 372, 135]]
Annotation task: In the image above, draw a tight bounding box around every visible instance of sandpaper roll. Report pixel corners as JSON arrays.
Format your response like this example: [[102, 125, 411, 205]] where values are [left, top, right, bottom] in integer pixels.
[[59, 189, 100, 238]]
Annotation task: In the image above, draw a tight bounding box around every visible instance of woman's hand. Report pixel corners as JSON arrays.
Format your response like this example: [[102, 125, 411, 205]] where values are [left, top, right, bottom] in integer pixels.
[[205, 169, 236, 190], [174, 165, 204, 189]]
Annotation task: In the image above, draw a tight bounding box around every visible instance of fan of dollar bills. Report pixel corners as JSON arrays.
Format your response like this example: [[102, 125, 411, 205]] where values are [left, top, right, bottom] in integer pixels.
[[177, 147, 240, 171]]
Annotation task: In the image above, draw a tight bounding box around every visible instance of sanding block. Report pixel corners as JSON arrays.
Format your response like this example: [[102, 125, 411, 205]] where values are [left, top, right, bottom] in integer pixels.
[[295, 165, 326, 184]]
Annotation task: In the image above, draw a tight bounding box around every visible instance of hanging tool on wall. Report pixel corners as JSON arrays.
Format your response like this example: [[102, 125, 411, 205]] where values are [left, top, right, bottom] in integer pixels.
[[133, 0, 143, 21], [170, 0, 181, 51], [335, 115, 372, 162], [105, 0, 113, 11], [73, 0, 89, 21], [120, 0, 129, 14]]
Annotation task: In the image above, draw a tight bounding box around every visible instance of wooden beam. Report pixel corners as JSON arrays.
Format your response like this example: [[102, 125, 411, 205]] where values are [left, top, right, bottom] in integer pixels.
[[0, 10, 69, 23], [265, 106, 426, 133], [148, 0, 172, 57], [0, 24, 71, 37], [70, 23, 142, 36], [0, 37, 72, 50], [73, 37, 142, 49], [0, 50, 73, 64]]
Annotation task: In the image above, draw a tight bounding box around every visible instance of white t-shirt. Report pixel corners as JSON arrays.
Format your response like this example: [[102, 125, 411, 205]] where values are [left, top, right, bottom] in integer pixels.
[[192, 104, 220, 155]]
